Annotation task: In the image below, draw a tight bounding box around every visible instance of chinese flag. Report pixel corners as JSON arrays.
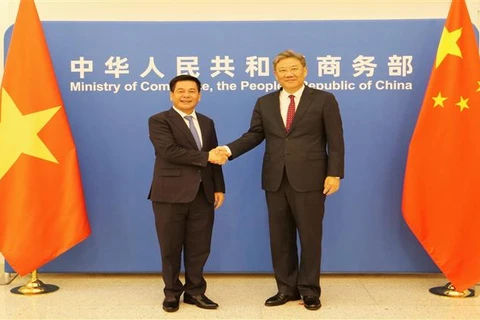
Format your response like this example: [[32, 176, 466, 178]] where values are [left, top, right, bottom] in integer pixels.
[[403, 0, 480, 291], [0, 0, 91, 275]]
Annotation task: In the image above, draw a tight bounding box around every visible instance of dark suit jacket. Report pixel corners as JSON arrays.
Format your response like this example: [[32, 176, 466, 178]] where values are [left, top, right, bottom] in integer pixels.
[[228, 86, 344, 192], [148, 108, 225, 203]]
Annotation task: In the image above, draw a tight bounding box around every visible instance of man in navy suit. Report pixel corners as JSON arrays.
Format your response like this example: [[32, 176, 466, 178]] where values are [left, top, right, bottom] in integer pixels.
[[218, 50, 345, 310], [148, 75, 227, 312]]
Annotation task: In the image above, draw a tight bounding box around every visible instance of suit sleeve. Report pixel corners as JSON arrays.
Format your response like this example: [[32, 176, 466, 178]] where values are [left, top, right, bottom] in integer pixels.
[[210, 120, 226, 193], [227, 99, 265, 159], [323, 93, 345, 178], [149, 115, 209, 167]]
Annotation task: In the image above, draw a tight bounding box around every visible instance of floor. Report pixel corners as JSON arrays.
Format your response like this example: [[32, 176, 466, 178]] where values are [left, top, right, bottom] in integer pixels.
[[1, 270, 479, 319]]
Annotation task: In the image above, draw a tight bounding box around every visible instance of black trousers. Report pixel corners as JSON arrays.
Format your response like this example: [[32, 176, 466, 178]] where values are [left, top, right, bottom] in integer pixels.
[[152, 185, 214, 297], [265, 171, 326, 297]]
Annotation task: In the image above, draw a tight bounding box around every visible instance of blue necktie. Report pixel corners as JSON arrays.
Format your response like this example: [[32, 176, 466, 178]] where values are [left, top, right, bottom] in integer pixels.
[[184, 115, 202, 150]]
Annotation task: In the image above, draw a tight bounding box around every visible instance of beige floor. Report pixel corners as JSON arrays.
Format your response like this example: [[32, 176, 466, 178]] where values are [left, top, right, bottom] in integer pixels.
[[1, 271, 479, 320]]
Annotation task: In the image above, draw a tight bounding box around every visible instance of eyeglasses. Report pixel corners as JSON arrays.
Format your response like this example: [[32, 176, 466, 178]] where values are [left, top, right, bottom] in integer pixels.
[[276, 66, 303, 76]]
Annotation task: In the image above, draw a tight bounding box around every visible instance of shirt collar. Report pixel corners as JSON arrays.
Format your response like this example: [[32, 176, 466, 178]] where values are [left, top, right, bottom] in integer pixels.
[[280, 85, 305, 100], [172, 106, 197, 120]]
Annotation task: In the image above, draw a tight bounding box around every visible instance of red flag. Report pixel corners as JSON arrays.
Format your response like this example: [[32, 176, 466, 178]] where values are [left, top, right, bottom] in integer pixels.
[[403, 0, 480, 291], [0, 0, 91, 275]]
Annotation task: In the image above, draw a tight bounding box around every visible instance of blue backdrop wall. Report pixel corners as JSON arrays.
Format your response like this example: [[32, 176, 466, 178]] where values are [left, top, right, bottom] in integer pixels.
[[4, 20, 449, 273]]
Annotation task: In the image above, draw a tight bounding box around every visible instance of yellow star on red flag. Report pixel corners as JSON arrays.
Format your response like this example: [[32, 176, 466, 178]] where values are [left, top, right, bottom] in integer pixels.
[[455, 96, 469, 111], [0, 88, 60, 180], [435, 26, 462, 68], [432, 92, 447, 108]]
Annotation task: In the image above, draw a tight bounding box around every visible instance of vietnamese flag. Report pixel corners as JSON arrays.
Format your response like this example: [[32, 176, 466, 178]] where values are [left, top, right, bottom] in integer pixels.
[[403, 0, 480, 291], [0, 0, 91, 275]]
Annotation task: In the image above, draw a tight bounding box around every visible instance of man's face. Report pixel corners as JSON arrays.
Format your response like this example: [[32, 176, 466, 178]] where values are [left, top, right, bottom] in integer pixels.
[[170, 80, 201, 114], [274, 57, 307, 93]]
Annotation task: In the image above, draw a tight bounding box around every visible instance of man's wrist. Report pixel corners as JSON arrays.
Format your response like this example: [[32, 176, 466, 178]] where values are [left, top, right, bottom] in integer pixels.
[[221, 145, 232, 156]]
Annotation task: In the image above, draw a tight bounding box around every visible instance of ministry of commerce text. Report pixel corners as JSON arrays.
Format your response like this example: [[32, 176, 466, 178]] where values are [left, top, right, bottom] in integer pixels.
[[70, 79, 412, 94]]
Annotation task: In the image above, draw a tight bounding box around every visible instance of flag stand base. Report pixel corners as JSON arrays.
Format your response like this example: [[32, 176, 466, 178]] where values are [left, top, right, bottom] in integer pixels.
[[10, 270, 59, 295], [429, 282, 475, 298]]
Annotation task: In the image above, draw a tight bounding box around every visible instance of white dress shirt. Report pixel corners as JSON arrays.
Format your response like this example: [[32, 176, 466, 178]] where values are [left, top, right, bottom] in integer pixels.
[[279, 86, 305, 128], [172, 106, 203, 147]]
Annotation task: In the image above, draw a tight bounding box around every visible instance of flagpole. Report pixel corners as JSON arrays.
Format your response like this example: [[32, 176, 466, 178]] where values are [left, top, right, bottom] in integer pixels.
[[429, 282, 475, 298], [10, 270, 59, 295]]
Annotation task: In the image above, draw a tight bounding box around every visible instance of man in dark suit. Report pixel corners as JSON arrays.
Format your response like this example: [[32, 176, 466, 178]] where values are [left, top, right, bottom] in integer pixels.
[[148, 75, 227, 312], [218, 50, 344, 310]]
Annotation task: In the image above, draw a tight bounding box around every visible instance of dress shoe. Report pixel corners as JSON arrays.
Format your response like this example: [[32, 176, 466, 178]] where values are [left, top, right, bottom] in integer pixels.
[[264, 292, 301, 306], [303, 295, 321, 310], [184, 293, 218, 309], [162, 295, 179, 312]]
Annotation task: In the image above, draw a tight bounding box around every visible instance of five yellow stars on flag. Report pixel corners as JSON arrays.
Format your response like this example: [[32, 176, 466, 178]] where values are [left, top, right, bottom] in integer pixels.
[[432, 26, 478, 112]]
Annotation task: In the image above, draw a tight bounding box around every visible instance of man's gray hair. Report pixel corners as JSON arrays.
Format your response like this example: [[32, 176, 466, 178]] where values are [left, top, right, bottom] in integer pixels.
[[273, 49, 307, 70]]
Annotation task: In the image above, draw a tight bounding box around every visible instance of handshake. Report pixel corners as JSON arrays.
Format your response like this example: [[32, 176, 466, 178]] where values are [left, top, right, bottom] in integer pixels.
[[208, 146, 231, 165]]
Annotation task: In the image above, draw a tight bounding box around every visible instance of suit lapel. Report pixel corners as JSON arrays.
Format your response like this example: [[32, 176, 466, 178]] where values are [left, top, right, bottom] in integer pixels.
[[287, 87, 314, 135], [168, 108, 199, 150], [197, 114, 209, 151], [265, 91, 285, 134]]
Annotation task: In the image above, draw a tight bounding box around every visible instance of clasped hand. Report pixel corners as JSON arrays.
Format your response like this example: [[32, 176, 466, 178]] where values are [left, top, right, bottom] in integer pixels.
[[208, 147, 230, 165]]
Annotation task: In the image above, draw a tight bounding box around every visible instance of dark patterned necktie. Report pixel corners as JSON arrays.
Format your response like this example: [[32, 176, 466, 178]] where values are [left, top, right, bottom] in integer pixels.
[[286, 95, 296, 131]]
